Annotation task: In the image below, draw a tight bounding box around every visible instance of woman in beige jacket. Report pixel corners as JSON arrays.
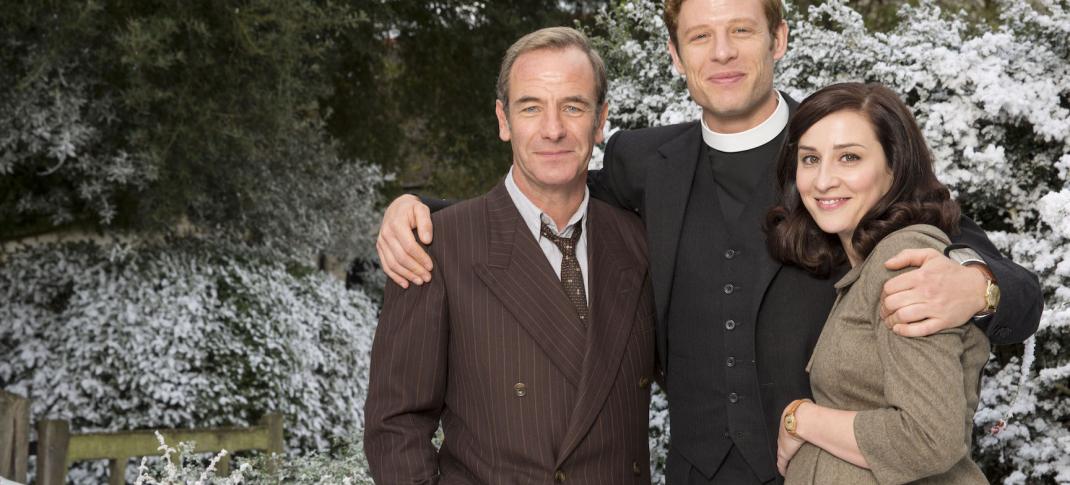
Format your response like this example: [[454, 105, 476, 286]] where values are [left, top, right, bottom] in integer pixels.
[[765, 82, 989, 484]]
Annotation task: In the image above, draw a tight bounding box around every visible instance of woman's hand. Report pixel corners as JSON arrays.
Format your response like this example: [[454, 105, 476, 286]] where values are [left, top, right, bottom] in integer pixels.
[[777, 402, 808, 476]]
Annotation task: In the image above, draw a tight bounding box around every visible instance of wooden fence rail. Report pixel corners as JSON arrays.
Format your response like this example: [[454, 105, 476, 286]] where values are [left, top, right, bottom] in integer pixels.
[[37, 413, 284, 485], [38, 411, 284, 483], [1, 391, 283, 485], [0, 391, 30, 484]]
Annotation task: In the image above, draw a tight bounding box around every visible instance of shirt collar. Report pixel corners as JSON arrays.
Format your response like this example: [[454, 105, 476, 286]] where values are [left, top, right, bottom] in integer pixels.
[[701, 90, 790, 153], [504, 166, 589, 239]]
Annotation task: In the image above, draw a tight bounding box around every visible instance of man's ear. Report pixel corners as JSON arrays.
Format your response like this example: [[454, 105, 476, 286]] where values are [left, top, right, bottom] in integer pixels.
[[668, 40, 686, 76], [495, 99, 511, 142], [594, 102, 610, 145], [772, 20, 789, 61]]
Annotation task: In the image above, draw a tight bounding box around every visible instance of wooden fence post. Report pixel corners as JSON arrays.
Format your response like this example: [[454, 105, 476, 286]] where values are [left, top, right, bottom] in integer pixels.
[[260, 413, 284, 475], [0, 391, 30, 483], [108, 458, 126, 485], [36, 420, 70, 485], [215, 452, 231, 477]]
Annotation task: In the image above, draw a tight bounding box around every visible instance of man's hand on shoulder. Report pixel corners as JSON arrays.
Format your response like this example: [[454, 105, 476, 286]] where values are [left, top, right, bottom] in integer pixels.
[[377, 194, 435, 288], [879, 248, 988, 337]]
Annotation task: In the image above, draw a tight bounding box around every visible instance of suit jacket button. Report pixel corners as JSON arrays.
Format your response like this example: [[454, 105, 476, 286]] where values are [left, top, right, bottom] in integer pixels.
[[514, 382, 527, 397], [638, 376, 651, 389], [632, 461, 642, 475], [554, 470, 566, 482]]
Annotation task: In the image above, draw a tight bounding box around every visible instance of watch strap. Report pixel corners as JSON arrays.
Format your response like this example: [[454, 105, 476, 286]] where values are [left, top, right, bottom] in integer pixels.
[[783, 398, 812, 440]]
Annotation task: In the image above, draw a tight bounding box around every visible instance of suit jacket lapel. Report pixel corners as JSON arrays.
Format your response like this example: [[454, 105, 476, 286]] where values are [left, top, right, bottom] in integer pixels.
[[733, 92, 799, 324], [556, 200, 644, 465], [474, 182, 588, 387], [645, 123, 703, 327]]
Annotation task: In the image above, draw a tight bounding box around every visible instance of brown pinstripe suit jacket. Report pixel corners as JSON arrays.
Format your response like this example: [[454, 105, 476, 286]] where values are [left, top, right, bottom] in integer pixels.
[[364, 180, 657, 484]]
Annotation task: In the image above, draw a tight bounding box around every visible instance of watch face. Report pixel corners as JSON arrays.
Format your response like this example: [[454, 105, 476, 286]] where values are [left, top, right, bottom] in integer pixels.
[[987, 281, 1001, 311]]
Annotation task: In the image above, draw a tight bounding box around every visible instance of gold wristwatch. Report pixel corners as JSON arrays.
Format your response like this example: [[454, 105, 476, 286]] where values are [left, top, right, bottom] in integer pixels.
[[978, 271, 1000, 315], [946, 246, 1000, 317], [783, 399, 811, 440]]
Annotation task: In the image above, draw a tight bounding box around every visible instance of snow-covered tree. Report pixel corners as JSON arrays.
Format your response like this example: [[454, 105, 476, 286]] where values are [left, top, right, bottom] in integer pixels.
[[591, 0, 1070, 483]]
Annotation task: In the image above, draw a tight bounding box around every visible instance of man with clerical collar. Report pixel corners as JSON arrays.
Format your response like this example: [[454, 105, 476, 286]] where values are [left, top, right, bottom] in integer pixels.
[[372, 0, 1043, 483], [364, 27, 657, 484]]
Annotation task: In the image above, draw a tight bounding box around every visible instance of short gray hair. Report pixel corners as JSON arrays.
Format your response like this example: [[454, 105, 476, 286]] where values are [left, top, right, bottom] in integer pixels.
[[496, 27, 607, 111]]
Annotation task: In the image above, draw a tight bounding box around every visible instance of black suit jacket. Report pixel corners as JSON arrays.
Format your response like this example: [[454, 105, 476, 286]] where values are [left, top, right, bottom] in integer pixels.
[[587, 113, 1043, 480]]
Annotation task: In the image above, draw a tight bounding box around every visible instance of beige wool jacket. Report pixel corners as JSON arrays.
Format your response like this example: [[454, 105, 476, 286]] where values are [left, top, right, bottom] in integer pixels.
[[785, 224, 990, 485]]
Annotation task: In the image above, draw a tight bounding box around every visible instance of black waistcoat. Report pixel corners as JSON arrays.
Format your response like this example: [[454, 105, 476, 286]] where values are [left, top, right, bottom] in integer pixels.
[[664, 139, 839, 483]]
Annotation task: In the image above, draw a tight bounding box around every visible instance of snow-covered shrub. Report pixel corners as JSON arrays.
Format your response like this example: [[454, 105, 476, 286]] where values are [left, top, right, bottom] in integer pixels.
[[244, 435, 374, 485], [646, 384, 670, 484], [591, 0, 1070, 483], [134, 431, 374, 485], [134, 432, 252, 485], [0, 239, 379, 481]]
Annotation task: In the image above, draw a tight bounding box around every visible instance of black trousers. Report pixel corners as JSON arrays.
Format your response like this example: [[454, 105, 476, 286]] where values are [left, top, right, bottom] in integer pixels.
[[666, 444, 782, 485]]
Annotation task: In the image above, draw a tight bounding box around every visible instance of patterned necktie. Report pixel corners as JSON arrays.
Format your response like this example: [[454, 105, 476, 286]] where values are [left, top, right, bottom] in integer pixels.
[[540, 222, 589, 322]]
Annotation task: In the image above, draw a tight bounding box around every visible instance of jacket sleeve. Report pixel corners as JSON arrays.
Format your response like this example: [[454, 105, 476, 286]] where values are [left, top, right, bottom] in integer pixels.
[[950, 216, 1043, 344], [853, 230, 976, 484], [418, 195, 456, 214], [588, 131, 645, 214], [363, 249, 448, 484]]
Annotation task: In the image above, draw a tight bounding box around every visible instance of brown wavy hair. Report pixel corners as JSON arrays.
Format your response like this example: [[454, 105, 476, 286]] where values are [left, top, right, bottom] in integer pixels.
[[765, 82, 960, 277]]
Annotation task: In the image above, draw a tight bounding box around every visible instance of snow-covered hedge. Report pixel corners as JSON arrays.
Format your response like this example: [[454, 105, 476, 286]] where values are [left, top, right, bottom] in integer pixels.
[[591, 0, 1070, 483], [133, 431, 376, 485], [0, 240, 379, 481]]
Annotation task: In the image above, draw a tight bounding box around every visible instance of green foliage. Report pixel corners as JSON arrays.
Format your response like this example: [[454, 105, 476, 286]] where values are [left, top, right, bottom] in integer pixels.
[[330, 1, 606, 199], [1, 0, 382, 262], [111, 1, 346, 222]]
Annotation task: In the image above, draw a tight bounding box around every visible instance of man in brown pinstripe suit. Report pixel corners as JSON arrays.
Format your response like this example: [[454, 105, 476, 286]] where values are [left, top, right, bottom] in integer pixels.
[[363, 27, 658, 484]]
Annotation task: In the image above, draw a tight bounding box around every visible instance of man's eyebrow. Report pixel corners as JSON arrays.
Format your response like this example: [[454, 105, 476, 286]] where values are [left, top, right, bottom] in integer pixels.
[[513, 95, 543, 105], [682, 17, 760, 34], [513, 95, 594, 106], [561, 95, 593, 106], [726, 17, 760, 25]]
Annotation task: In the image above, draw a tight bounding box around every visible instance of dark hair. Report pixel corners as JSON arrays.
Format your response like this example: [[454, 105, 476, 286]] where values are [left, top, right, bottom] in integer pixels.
[[765, 82, 960, 277], [663, 0, 785, 48]]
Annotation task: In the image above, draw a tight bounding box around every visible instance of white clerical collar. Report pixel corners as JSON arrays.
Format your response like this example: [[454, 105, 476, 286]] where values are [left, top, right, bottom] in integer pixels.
[[701, 90, 790, 153], [504, 166, 589, 240]]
